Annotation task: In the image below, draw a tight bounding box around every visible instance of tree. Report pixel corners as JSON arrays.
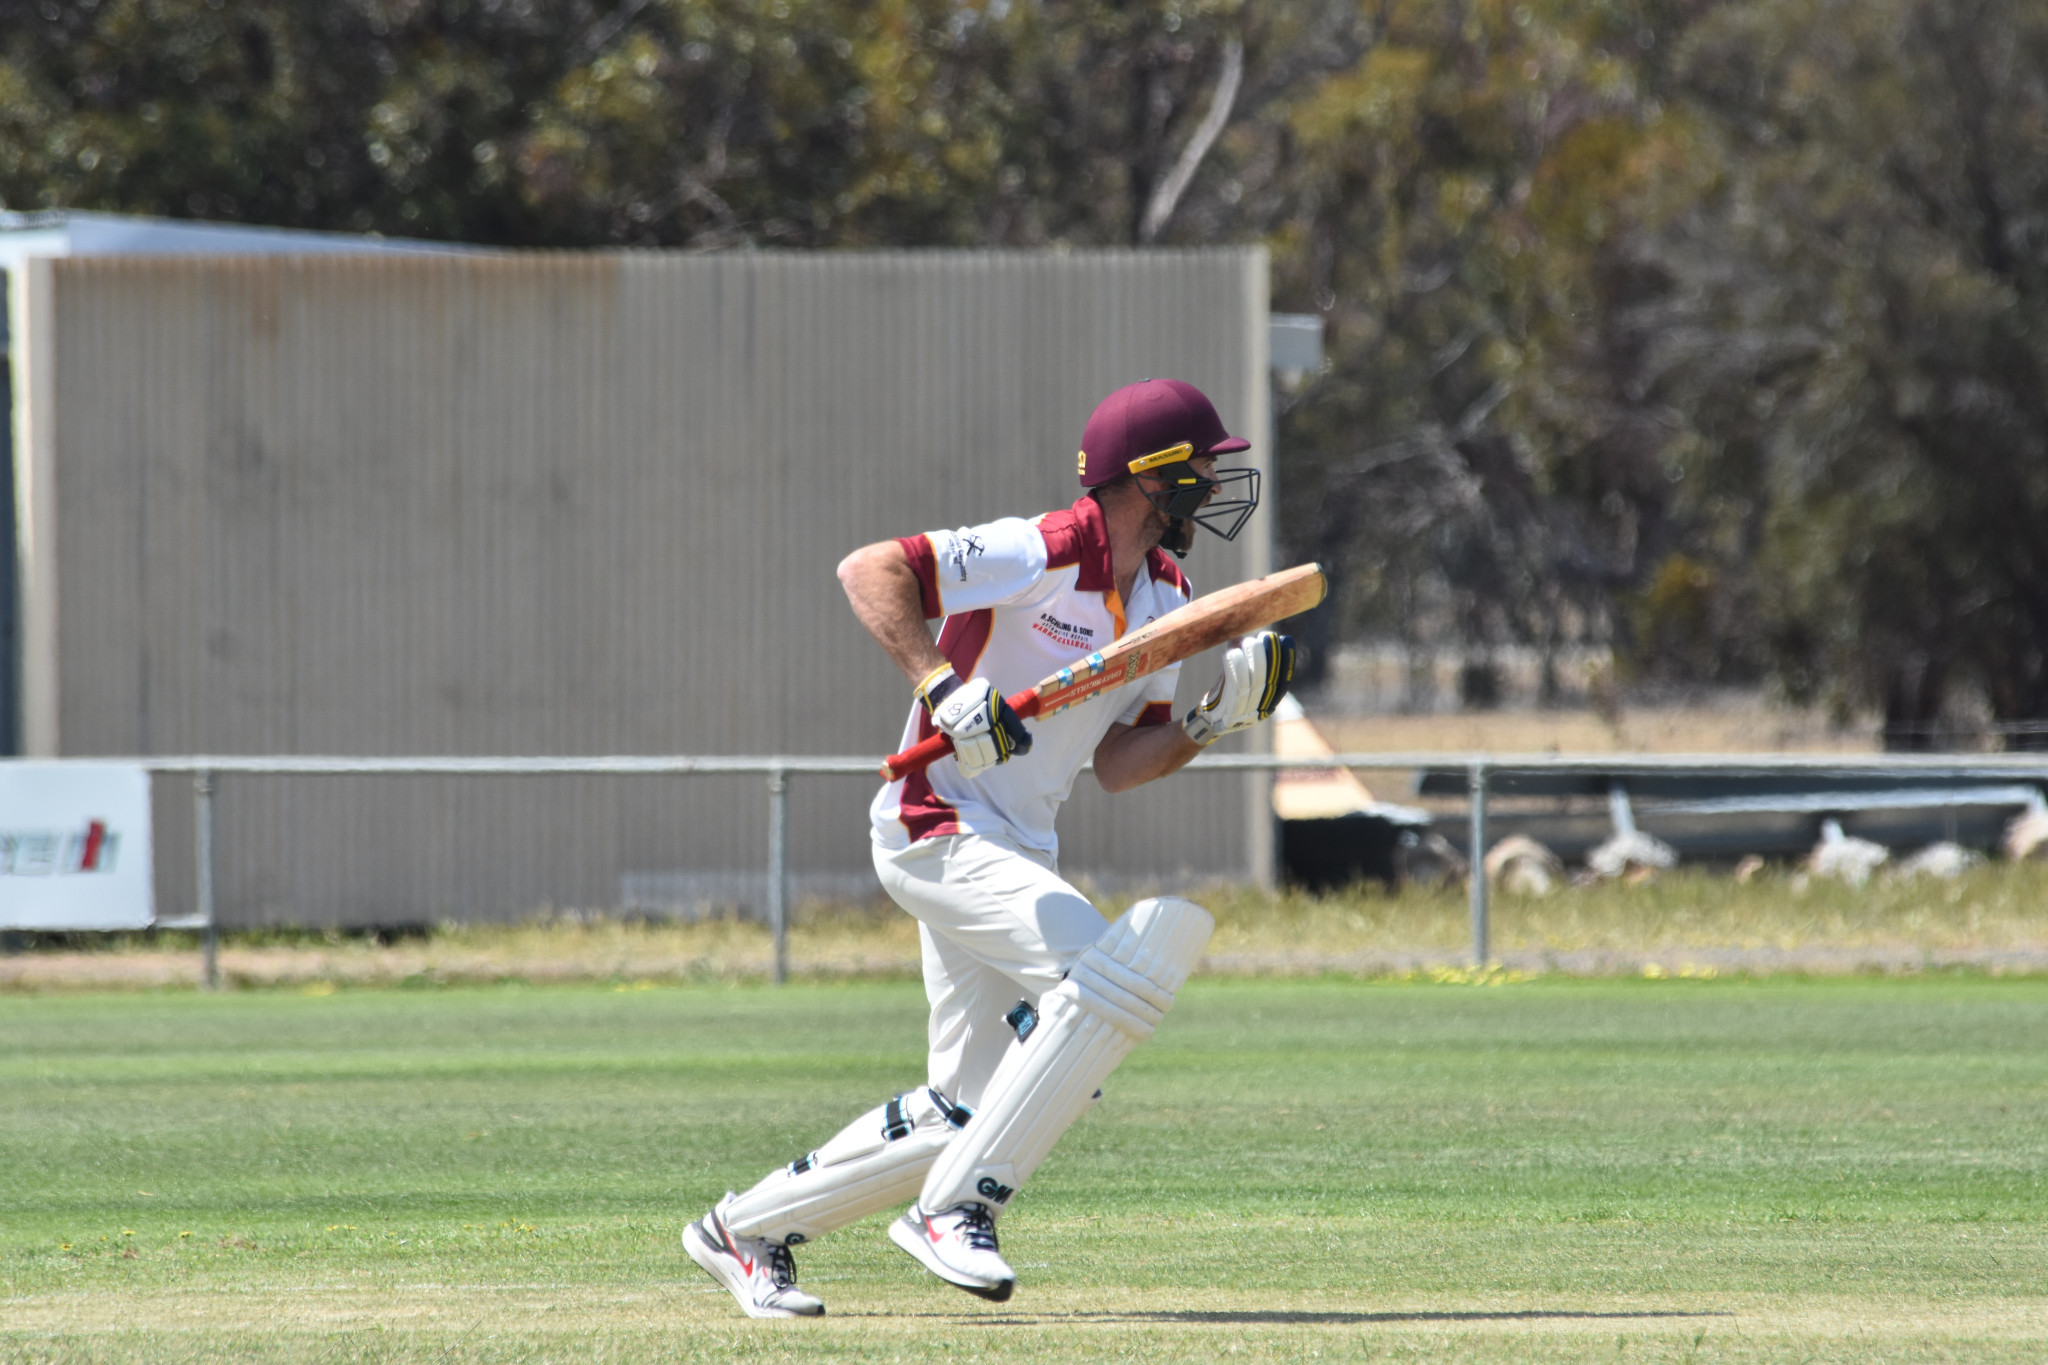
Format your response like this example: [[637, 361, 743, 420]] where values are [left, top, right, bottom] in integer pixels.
[[1626, 0, 2048, 744], [0, 0, 576, 241], [1263, 1, 1707, 687], [9, 0, 2046, 741], [0, 1, 1372, 249]]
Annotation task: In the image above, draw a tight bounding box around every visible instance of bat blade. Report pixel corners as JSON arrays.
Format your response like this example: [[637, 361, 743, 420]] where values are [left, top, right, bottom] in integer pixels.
[[879, 562, 1327, 780]]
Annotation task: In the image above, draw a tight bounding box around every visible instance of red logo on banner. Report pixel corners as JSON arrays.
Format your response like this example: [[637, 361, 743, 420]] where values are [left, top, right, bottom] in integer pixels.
[[0, 820, 121, 877]]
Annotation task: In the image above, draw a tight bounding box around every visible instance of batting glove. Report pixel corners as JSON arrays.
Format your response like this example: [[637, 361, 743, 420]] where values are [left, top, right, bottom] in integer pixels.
[[922, 668, 1033, 779], [1183, 632, 1296, 747]]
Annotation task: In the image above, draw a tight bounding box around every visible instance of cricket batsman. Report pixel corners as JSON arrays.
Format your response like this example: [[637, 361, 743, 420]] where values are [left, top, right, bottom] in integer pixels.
[[684, 378, 1295, 1316]]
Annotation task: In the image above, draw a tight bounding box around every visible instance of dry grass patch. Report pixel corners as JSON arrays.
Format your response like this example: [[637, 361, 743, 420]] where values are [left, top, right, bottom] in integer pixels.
[[1313, 702, 1880, 756], [5, 862, 2048, 992], [1183, 862, 2048, 973]]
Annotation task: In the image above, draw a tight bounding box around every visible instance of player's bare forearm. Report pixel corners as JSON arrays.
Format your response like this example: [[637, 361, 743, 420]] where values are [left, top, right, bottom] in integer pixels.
[[837, 541, 950, 686], [1092, 721, 1201, 794]]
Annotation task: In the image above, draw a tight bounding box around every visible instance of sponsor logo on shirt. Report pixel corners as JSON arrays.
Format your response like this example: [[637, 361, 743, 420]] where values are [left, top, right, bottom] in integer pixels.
[[1031, 611, 1096, 651], [945, 534, 986, 583]]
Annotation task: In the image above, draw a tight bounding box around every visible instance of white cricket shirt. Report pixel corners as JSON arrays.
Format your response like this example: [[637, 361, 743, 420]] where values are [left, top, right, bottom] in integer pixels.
[[870, 494, 1193, 858]]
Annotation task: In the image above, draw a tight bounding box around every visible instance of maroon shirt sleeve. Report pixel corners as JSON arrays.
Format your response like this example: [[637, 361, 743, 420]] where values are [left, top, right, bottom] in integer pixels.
[[896, 534, 944, 621]]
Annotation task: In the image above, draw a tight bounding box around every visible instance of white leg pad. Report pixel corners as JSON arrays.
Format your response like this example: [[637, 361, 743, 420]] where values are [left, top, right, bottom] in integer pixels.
[[723, 1086, 968, 1245], [917, 896, 1213, 1218]]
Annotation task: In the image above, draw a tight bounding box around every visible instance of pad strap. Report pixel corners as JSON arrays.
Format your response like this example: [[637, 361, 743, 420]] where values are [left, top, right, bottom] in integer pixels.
[[883, 1095, 913, 1141], [928, 1087, 974, 1129]]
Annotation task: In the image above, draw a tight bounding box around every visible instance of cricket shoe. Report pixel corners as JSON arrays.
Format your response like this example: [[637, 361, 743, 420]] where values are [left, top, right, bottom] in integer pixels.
[[683, 1194, 825, 1319], [889, 1201, 1016, 1301]]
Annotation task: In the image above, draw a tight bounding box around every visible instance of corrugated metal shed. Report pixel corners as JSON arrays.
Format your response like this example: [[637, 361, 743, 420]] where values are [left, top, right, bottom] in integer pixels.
[[1, 211, 473, 758], [14, 249, 1271, 926]]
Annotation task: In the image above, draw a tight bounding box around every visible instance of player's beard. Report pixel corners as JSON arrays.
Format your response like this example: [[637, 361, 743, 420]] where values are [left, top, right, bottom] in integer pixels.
[[1119, 478, 1198, 558], [1133, 470, 1209, 559]]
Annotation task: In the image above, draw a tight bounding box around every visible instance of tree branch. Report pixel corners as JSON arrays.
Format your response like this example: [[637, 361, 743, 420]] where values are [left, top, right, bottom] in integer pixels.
[[1138, 38, 1242, 244], [576, 0, 655, 61]]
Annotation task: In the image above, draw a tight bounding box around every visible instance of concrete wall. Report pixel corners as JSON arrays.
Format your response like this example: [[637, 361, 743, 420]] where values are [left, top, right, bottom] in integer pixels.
[[16, 249, 1271, 925]]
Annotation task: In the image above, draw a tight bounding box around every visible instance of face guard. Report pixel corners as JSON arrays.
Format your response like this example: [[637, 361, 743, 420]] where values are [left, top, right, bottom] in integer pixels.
[[1127, 442, 1261, 555]]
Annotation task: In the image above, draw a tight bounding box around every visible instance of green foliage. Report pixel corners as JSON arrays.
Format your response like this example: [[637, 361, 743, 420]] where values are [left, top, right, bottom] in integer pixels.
[[0, 0, 1310, 248], [0, 1, 562, 240], [1265, 0, 2048, 739], [1271, 1, 1695, 660], [1667, 0, 2048, 742], [5, 0, 2045, 731]]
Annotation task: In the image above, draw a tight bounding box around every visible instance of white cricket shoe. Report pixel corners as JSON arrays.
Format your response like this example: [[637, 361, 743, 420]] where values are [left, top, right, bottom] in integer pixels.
[[889, 1202, 1016, 1301], [683, 1194, 825, 1319]]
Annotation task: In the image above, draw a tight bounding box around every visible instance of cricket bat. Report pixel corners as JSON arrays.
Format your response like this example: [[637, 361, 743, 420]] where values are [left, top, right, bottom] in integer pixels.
[[879, 562, 1328, 781]]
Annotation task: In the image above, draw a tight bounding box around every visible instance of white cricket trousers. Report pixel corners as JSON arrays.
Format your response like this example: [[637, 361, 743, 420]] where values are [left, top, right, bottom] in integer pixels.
[[718, 830, 1106, 1245], [874, 831, 1109, 1111]]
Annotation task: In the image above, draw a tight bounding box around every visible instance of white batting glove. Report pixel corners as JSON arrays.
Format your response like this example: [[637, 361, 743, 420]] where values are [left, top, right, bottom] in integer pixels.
[[1183, 632, 1296, 747], [921, 668, 1033, 779]]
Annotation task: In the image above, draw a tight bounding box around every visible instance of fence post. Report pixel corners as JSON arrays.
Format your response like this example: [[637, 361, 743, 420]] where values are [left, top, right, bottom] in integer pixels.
[[194, 770, 219, 991], [1468, 761, 1489, 969], [766, 767, 789, 985]]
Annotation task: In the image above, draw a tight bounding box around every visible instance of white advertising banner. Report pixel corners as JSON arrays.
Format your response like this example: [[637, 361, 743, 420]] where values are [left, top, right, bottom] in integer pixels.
[[0, 763, 155, 930]]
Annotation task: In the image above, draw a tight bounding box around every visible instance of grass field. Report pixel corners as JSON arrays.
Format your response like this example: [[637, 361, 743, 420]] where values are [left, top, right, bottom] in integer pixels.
[[3, 977, 2046, 1362]]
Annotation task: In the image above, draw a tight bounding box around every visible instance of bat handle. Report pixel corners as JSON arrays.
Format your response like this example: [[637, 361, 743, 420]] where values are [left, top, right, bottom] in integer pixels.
[[879, 688, 1043, 780]]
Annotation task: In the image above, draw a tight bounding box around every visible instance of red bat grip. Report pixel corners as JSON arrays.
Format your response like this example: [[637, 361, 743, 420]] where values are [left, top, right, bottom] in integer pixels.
[[878, 688, 1043, 780]]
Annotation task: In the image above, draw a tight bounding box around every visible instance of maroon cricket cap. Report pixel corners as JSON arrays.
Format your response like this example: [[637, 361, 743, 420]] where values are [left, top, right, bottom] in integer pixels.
[[1076, 378, 1252, 487]]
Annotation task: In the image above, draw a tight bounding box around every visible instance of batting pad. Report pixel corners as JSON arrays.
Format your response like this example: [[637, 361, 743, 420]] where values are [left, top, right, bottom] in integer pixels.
[[724, 1086, 969, 1245], [918, 896, 1213, 1219]]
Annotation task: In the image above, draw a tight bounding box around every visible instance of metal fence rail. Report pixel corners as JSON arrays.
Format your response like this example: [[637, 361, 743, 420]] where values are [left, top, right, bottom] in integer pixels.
[[97, 751, 2048, 987]]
